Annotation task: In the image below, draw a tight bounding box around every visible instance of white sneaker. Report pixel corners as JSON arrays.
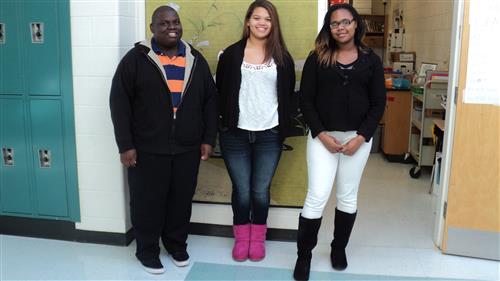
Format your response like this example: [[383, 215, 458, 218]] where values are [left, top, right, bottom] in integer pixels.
[[140, 259, 165, 274]]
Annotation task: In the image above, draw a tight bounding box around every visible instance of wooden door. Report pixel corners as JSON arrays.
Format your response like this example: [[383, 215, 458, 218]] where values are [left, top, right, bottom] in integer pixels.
[[443, 1, 500, 260]]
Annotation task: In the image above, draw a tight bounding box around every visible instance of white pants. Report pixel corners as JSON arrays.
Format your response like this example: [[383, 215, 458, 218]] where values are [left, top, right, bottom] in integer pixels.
[[302, 131, 372, 219]]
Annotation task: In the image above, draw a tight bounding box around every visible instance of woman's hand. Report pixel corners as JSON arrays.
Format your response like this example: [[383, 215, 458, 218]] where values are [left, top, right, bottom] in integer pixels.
[[340, 135, 366, 156], [318, 132, 343, 153], [201, 144, 213, 161]]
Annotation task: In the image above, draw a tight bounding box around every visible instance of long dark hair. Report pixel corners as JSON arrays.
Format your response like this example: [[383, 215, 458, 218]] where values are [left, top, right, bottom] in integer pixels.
[[315, 3, 368, 67], [241, 0, 288, 66]]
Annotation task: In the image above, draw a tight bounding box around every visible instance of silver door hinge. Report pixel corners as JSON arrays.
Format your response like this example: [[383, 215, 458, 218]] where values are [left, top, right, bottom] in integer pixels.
[[454, 87, 458, 105], [443, 201, 448, 219]]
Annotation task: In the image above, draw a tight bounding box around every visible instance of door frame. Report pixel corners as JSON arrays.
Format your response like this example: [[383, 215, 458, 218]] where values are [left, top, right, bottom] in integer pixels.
[[432, 0, 464, 249]]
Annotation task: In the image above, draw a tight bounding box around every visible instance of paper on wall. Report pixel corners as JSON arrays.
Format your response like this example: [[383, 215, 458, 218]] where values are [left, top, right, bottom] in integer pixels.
[[463, 0, 500, 106]]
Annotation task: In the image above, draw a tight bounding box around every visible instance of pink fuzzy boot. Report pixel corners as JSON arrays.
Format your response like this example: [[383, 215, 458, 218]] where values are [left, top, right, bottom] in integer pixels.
[[249, 224, 267, 261], [232, 224, 250, 261]]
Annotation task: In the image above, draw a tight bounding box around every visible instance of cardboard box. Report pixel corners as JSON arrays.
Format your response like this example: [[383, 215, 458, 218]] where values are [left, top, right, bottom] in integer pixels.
[[390, 51, 416, 62], [393, 62, 414, 72]]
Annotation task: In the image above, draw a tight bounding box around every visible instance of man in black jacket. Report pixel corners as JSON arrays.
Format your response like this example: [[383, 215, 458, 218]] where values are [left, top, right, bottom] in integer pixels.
[[109, 6, 217, 274]]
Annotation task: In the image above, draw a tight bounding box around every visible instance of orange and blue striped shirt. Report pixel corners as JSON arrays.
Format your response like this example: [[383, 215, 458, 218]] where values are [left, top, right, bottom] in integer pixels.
[[152, 39, 186, 114]]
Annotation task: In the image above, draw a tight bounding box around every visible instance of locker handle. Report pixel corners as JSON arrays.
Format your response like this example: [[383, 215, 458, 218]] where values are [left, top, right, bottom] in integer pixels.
[[2, 148, 15, 166], [38, 149, 51, 168]]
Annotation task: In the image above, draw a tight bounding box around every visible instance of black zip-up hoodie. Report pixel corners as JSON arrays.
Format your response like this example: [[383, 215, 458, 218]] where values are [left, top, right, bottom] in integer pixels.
[[110, 39, 217, 154]]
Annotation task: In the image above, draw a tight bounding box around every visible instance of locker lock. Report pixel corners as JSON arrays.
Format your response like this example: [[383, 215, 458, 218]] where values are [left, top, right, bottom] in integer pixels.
[[2, 148, 14, 166], [38, 149, 51, 168], [30, 22, 44, 43], [0, 22, 5, 44]]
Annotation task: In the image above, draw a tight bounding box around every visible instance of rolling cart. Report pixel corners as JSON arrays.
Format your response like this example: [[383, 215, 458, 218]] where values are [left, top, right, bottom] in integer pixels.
[[406, 80, 447, 178]]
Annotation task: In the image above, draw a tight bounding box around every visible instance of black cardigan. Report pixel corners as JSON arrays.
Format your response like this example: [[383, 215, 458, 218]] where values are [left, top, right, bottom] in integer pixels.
[[216, 39, 296, 140], [299, 50, 386, 141]]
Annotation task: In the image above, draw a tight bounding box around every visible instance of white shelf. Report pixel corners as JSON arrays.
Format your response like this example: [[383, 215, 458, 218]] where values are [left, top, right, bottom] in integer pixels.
[[413, 94, 424, 103], [410, 149, 420, 161], [412, 119, 422, 130], [408, 80, 447, 169]]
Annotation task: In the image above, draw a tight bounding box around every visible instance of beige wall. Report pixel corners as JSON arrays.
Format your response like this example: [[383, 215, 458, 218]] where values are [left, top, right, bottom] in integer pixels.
[[386, 0, 453, 70], [354, 0, 372, 15], [371, 0, 386, 15]]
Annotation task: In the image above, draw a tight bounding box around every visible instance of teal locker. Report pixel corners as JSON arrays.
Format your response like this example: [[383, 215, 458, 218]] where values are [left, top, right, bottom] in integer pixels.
[[0, 0, 80, 221], [23, 1, 61, 96], [0, 1, 24, 95], [0, 99, 33, 214], [30, 99, 68, 217]]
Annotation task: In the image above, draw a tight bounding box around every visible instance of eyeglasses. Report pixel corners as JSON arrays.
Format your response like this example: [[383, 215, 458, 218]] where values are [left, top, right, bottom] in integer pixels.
[[329, 18, 355, 29]]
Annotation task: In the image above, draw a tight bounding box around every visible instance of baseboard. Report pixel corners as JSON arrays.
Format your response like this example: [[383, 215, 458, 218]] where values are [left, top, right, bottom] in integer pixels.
[[0, 217, 297, 246], [189, 222, 297, 242], [383, 153, 416, 164], [446, 227, 500, 261], [0, 215, 133, 246]]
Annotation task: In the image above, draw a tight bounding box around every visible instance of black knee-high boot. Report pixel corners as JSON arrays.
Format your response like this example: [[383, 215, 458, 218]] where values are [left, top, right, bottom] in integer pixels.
[[330, 208, 357, 270], [293, 215, 322, 281]]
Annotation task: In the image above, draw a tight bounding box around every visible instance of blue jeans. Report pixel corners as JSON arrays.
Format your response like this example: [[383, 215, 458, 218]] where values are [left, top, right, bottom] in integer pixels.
[[219, 127, 282, 225]]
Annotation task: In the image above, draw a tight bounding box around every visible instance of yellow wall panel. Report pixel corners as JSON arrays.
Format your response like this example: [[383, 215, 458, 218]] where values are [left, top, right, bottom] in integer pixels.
[[145, 0, 318, 78]]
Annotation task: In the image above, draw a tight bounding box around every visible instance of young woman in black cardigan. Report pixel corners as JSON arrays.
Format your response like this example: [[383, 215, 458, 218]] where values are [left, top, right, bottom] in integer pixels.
[[293, 4, 386, 280], [216, 0, 295, 263]]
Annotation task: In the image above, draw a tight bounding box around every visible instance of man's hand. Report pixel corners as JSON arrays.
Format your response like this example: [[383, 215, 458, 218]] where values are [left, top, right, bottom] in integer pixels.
[[120, 149, 137, 167], [317, 132, 343, 153], [340, 135, 366, 156], [201, 144, 213, 161]]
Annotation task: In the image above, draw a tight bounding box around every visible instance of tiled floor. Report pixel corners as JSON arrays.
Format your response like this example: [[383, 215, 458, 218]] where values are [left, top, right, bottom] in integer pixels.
[[185, 262, 474, 280], [1, 154, 498, 280]]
